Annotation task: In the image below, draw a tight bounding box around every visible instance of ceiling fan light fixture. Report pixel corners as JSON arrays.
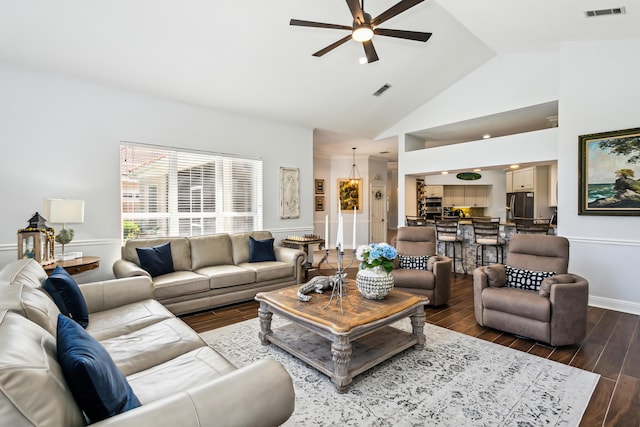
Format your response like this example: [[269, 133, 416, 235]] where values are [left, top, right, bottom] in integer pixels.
[[352, 25, 374, 42]]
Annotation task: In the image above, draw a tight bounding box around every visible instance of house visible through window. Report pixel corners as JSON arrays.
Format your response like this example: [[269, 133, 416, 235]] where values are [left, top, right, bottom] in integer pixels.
[[120, 143, 263, 241]]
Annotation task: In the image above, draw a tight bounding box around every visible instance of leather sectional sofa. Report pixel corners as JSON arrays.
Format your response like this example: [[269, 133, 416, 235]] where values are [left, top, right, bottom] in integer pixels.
[[0, 258, 295, 426], [113, 231, 306, 315]]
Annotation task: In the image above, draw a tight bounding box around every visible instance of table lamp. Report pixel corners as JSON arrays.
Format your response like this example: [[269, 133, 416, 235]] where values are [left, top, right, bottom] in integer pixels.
[[43, 199, 84, 260]]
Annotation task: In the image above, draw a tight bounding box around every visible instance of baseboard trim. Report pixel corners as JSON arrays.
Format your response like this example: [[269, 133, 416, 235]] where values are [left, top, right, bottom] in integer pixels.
[[589, 295, 640, 315]]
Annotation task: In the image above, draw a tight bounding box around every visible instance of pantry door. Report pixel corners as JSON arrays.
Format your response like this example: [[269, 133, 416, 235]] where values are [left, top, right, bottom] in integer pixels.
[[370, 185, 387, 243]]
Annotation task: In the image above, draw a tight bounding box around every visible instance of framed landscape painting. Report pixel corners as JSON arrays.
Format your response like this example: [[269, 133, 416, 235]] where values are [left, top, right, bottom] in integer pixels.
[[579, 127, 640, 216], [338, 178, 362, 212]]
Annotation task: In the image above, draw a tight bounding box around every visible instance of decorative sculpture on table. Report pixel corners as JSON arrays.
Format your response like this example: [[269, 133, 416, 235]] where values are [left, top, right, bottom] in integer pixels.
[[297, 276, 336, 302]]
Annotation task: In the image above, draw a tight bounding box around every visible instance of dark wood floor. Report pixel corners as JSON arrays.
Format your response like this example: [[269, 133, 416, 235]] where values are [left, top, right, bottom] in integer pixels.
[[182, 272, 640, 427]]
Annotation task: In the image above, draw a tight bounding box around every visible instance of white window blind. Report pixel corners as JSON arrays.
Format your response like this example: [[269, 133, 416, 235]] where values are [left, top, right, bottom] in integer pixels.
[[120, 143, 263, 241]]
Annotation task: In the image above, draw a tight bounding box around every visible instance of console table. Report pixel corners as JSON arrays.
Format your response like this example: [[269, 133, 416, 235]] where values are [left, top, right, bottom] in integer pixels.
[[44, 256, 101, 276]]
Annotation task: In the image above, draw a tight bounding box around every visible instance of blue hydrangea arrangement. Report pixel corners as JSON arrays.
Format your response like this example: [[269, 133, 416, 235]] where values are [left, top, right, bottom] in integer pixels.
[[356, 242, 398, 273]]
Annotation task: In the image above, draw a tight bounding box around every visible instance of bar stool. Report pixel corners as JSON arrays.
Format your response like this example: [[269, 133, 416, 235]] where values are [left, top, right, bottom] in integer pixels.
[[514, 217, 551, 234], [435, 217, 466, 274], [472, 218, 505, 267]]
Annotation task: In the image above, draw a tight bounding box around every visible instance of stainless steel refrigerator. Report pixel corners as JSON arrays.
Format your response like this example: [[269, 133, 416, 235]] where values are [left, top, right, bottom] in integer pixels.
[[506, 192, 534, 221]]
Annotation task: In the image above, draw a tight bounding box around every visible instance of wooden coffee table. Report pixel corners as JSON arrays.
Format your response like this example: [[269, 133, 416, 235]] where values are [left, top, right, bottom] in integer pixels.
[[255, 281, 428, 393]]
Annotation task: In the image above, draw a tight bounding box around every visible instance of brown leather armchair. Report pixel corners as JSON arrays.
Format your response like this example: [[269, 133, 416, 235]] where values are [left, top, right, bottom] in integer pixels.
[[474, 234, 588, 346], [391, 226, 452, 306]]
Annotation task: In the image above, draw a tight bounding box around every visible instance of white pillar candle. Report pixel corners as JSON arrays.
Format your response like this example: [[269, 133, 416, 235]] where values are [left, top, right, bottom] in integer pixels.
[[325, 215, 329, 247], [337, 215, 343, 251], [352, 206, 357, 249]]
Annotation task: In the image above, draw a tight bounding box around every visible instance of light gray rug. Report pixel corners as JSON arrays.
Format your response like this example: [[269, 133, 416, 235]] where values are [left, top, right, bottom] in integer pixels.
[[200, 317, 599, 426]]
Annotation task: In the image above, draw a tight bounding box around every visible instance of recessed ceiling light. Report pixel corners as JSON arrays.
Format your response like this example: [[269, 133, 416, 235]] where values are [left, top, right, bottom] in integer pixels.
[[441, 171, 449, 175], [510, 164, 520, 169], [359, 57, 368, 65], [483, 134, 491, 139], [473, 168, 481, 172]]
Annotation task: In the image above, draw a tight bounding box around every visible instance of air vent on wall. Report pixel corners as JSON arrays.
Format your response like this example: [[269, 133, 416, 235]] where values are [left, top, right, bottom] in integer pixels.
[[584, 7, 626, 17], [373, 84, 392, 97]]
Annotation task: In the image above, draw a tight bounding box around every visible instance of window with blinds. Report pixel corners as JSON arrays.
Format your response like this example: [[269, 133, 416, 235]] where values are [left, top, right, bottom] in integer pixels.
[[120, 143, 263, 241]]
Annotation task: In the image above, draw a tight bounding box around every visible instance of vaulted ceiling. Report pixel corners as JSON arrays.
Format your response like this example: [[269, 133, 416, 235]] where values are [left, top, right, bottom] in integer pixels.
[[1, 1, 638, 159]]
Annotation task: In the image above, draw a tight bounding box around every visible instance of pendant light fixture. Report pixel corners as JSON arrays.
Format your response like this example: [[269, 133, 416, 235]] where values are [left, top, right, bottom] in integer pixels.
[[349, 147, 361, 184]]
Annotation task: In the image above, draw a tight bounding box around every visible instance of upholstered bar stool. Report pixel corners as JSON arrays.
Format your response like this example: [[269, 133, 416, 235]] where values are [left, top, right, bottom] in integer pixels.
[[472, 218, 505, 267], [435, 217, 466, 274]]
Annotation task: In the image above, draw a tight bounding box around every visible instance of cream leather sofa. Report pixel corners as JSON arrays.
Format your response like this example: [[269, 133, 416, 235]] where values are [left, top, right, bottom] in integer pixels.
[[0, 259, 295, 426], [113, 231, 306, 315]]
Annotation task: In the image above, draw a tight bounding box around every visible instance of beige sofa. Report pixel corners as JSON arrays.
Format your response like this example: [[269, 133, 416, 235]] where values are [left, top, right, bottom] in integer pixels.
[[0, 259, 295, 426], [113, 231, 306, 315]]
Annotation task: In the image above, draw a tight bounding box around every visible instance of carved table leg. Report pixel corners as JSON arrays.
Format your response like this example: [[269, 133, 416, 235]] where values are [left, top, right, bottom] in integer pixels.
[[331, 335, 353, 393], [410, 305, 426, 350], [258, 302, 273, 345]]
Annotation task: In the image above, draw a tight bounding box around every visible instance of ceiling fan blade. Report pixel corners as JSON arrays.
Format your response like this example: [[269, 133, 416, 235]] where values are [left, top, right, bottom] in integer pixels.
[[372, 0, 424, 26], [312, 35, 352, 57], [345, 0, 365, 24], [374, 28, 432, 42], [362, 40, 379, 63], [290, 19, 352, 31]]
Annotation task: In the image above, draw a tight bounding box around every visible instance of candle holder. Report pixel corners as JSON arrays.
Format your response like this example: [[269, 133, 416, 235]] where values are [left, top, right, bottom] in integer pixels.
[[322, 247, 356, 314]]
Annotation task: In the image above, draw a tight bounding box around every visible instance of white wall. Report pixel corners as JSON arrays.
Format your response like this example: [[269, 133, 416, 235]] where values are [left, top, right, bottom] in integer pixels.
[[386, 47, 640, 314], [557, 40, 640, 313], [0, 63, 314, 281]]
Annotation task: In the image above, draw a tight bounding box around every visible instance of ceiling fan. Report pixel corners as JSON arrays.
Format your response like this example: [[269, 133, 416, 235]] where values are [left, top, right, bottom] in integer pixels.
[[290, 0, 432, 64]]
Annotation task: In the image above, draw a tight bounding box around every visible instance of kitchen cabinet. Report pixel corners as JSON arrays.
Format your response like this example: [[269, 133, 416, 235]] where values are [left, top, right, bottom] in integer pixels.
[[513, 167, 534, 191], [424, 185, 443, 197], [443, 186, 465, 206], [465, 186, 488, 207], [506, 171, 513, 193], [443, 185, 488, 207]]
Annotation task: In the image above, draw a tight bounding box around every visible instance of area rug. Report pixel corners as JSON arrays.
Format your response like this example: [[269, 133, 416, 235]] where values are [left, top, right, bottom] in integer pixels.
[[200, 318, 598, 426]]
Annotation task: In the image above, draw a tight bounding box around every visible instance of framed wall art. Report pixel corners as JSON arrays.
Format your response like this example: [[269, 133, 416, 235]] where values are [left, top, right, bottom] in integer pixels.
[[338, 178, 362, 212], [315, 196, 324, 211], [579, 127, 640, 216], [315, 179, 324, 194], [280, 167, 300, 219]]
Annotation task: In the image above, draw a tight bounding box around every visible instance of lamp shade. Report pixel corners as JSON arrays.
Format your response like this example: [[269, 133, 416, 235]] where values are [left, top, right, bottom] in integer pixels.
[[43, 199, 85, 224]]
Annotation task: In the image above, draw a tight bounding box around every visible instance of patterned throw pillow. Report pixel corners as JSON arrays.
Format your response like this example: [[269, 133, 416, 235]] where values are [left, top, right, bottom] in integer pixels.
[[505, 265, 556, 291], [398, 255, 429, 270]]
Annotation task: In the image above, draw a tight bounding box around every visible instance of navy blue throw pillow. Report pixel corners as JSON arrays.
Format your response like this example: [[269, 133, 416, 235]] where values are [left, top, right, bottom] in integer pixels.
[[57, 314, 141, 423], [135, 242, 174, 277], [44, 265, 89, 328], [248, 236, 276, 262]]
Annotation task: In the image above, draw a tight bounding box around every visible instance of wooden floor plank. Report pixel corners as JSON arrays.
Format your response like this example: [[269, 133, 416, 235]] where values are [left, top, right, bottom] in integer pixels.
[[604, 374, 640, 427], [580, 377, 614, 427]]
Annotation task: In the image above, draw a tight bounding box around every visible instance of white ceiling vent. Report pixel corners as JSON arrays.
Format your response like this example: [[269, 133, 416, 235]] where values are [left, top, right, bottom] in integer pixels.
[[373, 84, 392, 97], [584, 7, 626, 17]]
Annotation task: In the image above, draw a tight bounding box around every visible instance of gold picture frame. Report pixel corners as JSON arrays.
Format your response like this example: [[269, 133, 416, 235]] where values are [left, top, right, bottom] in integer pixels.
[[315, 196, 324, 211], [579, 127, 640, 216], [338, 178, 362, 212], [315, 179, 324, 194]]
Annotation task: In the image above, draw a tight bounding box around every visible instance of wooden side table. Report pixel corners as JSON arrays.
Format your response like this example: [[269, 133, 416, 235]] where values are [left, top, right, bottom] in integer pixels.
[[44, 256, 101, 276], [280, 238, 325, 268]]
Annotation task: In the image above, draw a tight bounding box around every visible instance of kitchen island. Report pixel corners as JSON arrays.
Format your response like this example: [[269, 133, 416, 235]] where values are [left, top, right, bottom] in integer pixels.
[[421, 219, 555, 274]]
